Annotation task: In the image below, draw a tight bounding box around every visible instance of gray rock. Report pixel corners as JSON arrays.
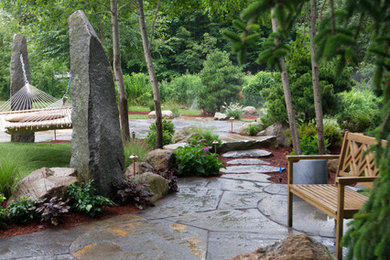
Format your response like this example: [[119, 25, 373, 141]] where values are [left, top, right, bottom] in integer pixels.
[[10, 34, 34, 143], [258, 122, 289, 147], [218, 134, 276, 153], [220, 165, 281, 174], [242, 106, 257, 116], [127, 172, 169, 202], [148, 110, 173, 119], [9, 167, 77, 202], [163, 142, 188, 151], [227, 158, 270, 165], [220, 172, 271, 183], [222, 149, 272, 158], [124, 162, 154, 176], [68, 10, 124, 197], [172, 127, 193, 143], [145, 149, 176, 171], [214, 112, 227, 120]]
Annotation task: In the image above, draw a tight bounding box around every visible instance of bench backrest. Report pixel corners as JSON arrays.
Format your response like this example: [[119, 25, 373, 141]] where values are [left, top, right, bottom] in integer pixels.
[[337, 132, 386, 179]]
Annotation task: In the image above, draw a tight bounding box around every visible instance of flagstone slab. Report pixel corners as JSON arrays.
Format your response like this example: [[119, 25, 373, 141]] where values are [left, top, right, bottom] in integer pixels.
[[258, 194, 340, 237], [220, 172, 271, 183], [206, 178, 267, 192], [218, 134, 276, 153], [172, 209, 290, 235], [263, 183, 288, 195], [70, 219, 207, 260], [137, 187, 222, 219], [220, 165, 280, 174], [218, 190, 268, 209], [227, 158, 270, 165], [222, 149, 272, 158], [207, 232, 282, 260]]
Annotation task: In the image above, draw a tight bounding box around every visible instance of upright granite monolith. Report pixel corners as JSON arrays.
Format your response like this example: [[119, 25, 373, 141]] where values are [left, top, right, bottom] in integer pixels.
[[9, 34, 34, 143], [68, 10, 125, 197]]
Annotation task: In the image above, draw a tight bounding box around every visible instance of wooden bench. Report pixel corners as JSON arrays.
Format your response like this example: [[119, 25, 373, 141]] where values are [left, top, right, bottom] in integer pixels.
[[287, 132, 386, 259]]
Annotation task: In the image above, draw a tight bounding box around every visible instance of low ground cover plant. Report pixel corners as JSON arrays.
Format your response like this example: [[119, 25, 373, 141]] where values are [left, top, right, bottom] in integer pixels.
[[115, 181, 154, 210], [6, 197, 36, 224], [0, 194, 7, 227], [174, 135, 225, 177], [66, 180, 115, 218], [35, 197, 70, 226]]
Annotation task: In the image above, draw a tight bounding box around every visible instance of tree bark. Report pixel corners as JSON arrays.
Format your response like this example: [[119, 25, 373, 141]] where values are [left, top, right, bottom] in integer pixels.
[[111, 0, 130, 142], [309, 0, 326, 154], [271, 10, 301, 155], [137, 0, 163, 148]]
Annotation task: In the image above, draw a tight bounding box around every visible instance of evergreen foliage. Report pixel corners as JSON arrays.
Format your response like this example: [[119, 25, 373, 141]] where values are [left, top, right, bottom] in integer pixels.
[[241, 71, 274, 106], [198, 51, 244, 114]]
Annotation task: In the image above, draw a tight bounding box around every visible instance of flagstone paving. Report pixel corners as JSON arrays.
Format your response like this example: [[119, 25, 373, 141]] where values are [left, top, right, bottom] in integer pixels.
[[222, 149, 272, 158], [0, 173, 339, 260]]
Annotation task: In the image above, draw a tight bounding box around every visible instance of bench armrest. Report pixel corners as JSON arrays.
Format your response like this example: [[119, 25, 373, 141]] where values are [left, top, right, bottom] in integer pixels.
[[287, 154, 340, 163], [287, 155, 340, 184], [336, 176, 379, 186]]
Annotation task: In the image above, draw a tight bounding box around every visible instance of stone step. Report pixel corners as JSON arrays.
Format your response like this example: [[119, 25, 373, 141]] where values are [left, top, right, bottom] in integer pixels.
[[226, 158, 270, 166], [219, 134, 276, 153], [220, 165, 281, 174], [222, 149, 272, 158]]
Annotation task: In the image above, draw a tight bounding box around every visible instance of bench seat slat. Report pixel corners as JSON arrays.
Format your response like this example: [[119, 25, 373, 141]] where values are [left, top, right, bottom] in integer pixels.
[[290, 184, 368, 219]]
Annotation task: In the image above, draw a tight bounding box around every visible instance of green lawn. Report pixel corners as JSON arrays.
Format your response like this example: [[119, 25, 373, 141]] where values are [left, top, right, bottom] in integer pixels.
[[129, 114, 149, 119], [128, 105, 150, 112], [0, 142, 71, 179]]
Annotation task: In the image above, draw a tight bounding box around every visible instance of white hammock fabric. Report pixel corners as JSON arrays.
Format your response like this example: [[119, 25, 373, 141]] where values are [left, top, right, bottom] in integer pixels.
[[0, 83, 72, 134]]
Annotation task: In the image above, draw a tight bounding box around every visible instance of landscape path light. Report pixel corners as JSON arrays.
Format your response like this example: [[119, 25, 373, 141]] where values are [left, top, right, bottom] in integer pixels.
[[213, 140, 218, 153], [229, 117, 234, 133], [129, 153, 138, 175]]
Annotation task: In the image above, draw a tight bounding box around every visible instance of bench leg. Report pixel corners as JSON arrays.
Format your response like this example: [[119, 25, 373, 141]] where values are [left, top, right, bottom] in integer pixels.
[[336, 216, 343, 260], [288, 190, 293, 227]]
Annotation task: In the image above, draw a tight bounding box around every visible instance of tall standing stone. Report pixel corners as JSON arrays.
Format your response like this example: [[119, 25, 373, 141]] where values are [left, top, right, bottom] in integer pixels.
[[68, 10, 125, 197], [9, 34, 34, 143]]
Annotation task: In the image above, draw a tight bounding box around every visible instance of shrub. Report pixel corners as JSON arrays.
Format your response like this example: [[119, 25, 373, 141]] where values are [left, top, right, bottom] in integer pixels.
[[0, 154, 20, 198], [198, 51, 244, 114], [35, 197, 70, 226], [145, 118, 175, 148], [115, 181, 154, 210], [163, 103, 181, 118], [66, 180, 115, 217], [0, 194, 7, 228], [162, 74, 205, 107], [241, 71, 274, 107], [123, 73, 153, 106], [337, 89, 382, 133], [247, 124, 261, 136], [191, 128, 221, 147], [174, 135, 225, 177], [6, 197, 36, 224], [222, 102, 243, 119], [124, 140, 151, 168], [299, 135, 330, 155], [323, 118, 343, 146]]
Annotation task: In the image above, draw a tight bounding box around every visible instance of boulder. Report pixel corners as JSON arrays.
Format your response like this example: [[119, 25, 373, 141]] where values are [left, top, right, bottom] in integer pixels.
[[124, 162, 154, 177], [127, 172, 169, 202], [172, 127, 194, 143], [238, 122, 265, 135], [258, 122, 289, 147], [214, 112, 228, 120], [328, 159, 339, 172], [68, 10, 125, 198], [10, 34, 34, 143], [148, 110, 173, 119], [230, 234, 331, 260], [9, 168, 77, 202], [145, 149, 176, 171], [242, 106, 257, 116]]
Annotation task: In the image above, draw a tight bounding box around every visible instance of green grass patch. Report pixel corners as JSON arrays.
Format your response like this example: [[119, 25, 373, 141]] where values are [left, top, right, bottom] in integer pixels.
[[129, 114, 149, 119], [128, 106, 150, 112], [0, 142, 71, 180], [179, 109, 201, 115]]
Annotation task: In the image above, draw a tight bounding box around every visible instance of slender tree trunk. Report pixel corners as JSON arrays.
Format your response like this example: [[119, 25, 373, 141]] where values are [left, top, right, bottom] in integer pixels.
[[271, 10, 301, 155], [137, 0, 163, 148], [309, 0, 326, 154], [111, 0, 130, 142]]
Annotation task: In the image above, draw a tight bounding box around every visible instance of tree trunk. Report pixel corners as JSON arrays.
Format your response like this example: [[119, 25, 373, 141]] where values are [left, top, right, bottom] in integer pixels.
[[309, 0, 325, 154], [271, 10, 301, 155], [111, 0, 130, 142], [137, 0, 163, 148]]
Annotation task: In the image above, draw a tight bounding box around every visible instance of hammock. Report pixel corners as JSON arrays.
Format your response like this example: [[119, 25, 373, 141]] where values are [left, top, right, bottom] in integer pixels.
[[0, 54, 72, 134]]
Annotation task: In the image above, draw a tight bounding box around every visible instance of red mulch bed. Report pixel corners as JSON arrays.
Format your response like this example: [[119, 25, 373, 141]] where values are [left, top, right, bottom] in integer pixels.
[[0, 204, 138, 239]]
